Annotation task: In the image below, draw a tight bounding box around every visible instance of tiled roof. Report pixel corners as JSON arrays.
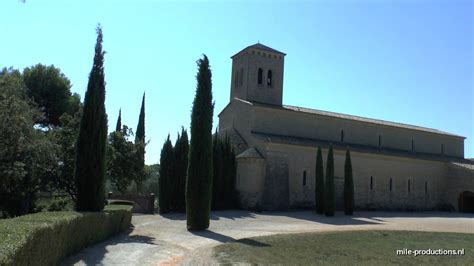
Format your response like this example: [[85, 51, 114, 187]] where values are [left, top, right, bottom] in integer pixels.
[[250, 101, 464, 138], [232, 43, 286, 58]]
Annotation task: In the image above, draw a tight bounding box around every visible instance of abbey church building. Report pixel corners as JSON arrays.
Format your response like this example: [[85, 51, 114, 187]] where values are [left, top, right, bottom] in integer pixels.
[[218, 43, 474, 212]]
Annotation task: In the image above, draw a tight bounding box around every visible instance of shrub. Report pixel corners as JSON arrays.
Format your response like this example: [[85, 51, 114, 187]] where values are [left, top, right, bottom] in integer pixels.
[[324, 144, 335, 216], [344, 149, 354, 215], [0, 205, 132, 265]]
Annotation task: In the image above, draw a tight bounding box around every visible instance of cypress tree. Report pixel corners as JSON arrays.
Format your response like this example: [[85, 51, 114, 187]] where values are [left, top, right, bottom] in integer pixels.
[[211, 133, 223, 210], [222, 136, 235, 209], [74, 25, 108, 212], [159, 135, 174, 213], [186, 55, 214, 231], [174, 127, 189, 212], [315, 146, 325, 214], [134, 92, 146, 191], [325, 144, 335, 216], [344, 149, 354, 215], [115, 108, 121, 132], [135, 92, 145, 143]]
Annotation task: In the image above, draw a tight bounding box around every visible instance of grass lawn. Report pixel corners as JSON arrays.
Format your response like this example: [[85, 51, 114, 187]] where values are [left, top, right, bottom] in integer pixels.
[[213, 231, 474, 265]]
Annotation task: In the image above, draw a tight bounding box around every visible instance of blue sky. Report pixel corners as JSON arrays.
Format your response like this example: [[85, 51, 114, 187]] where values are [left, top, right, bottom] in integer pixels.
[[1, 0, 472, 164]]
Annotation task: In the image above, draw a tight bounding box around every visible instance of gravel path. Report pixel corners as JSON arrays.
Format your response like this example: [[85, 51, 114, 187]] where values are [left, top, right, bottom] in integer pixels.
[[62, 211, 474, 265]]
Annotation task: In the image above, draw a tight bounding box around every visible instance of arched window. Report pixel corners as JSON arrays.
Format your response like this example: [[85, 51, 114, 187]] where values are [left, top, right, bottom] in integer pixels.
[[341, 130, 344, 142], [257, 68, 263, 84], [239, 68, 244, 86], [370, 176, 374, 190], [411, 140, 415, 151], [303, 171, 307, 186], [378, 135, 382, 147], [267, 70, 273, 86], [441, 144, 444, 155], [389, 178, 392, 191]]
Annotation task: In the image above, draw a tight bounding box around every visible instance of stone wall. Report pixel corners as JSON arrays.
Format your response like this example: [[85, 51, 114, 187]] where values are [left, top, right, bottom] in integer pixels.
[[235, 157, 265, 209], [264, 143, 446, 211], [442, 162, 474, 211]]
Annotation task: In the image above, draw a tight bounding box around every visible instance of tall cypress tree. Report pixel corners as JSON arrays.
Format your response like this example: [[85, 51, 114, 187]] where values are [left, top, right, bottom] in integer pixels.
[[344, 149, 354, 215], [186, 55, 214, 231], [135, 92, 145, 143], [174, 127, 189, 212], [211, 133, 223, 210], [134, 92, 146, 191], [222, 136, 235, 209], [315, 146, 325, 214], [75, 25, 108, 211], [115, 108, 121, 132], [159, 135, 174, 213], [324, 144, 335, 216]]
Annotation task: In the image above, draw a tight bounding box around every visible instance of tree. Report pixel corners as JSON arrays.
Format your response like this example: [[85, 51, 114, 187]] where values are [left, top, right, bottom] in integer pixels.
[[315, 146, 325, 214], [74, 25, 108, 212], [325, 144, 335, 216], [115, 108, 122, 132], [134, 93, 146, 191], [186, 55, 214, 231], [23, 64, 80, 127], [159, 135, 174, 213], [0, 68, 57, 217], [344, 149, 354, 215], [174, 127, 189, 212], [107, 126, 137, 194], [211, 133, 223, 210], [222, 136, 237, 209], [51, 110, 82, 202], [135, 93, 145, 143]]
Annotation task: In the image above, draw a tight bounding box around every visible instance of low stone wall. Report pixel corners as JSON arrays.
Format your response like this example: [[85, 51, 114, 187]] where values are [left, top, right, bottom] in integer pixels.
[[108, 193, 155, 214]]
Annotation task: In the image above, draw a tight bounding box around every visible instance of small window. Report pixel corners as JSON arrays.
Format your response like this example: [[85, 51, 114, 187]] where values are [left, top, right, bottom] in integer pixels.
[[370, 176, 374, 190], [267, 70, 273, 86], [341, 130, 344, 142], [408, 179, 411, 193], [303, 171, 307, 186], [425, 181, 428, 194], [411, 140, 414, 151], [441, 144, 444, 155], [257, 68, 263, 84], [239, 68, 244, 86], [378, 135, 382, 147], [389, 178, 392, 191]]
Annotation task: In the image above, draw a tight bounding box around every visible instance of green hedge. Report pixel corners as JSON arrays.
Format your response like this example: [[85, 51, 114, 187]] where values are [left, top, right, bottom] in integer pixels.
[[0, 204, 132, 266]]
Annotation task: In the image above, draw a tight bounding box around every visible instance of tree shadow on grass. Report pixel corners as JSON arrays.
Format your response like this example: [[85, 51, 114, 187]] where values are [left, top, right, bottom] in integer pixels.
[[189, 230, 270, 247], [61, 229, 156, 266]]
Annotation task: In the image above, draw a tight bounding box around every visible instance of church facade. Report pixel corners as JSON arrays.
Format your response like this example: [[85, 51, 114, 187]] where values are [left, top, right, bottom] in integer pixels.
[[218, 43, 474, 212]]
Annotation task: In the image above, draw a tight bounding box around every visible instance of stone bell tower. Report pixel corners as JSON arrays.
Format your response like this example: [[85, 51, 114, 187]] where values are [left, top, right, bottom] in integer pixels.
[[229, 43, 286, 106]]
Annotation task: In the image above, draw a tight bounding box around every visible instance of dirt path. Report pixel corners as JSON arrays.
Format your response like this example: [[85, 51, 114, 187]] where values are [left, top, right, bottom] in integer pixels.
[[62, 211, 474, 265]]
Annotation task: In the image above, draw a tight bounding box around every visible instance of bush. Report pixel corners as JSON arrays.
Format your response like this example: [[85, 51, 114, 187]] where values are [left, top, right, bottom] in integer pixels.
[[0, 204, 132, 265]]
